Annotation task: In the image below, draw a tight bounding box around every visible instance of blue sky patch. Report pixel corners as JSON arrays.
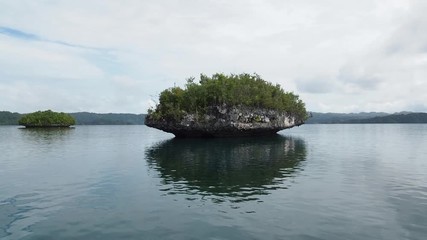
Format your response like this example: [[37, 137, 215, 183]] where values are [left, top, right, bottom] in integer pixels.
[[0, 26, 108, 51], [0, 26, 40, 40]]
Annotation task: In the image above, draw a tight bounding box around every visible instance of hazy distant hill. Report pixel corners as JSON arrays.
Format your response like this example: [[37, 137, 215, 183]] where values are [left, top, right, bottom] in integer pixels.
[[0, 111, 146, 125], [345, 113, 427, 123], [0, 111, 21, 125], [70, 112, 146, 125], [306, 112, 389, 124]]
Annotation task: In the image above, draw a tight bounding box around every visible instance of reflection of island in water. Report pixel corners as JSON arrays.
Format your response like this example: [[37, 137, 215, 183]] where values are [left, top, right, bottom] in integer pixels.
[[145, 136, 307, 203], [19, 127, 74, 141]]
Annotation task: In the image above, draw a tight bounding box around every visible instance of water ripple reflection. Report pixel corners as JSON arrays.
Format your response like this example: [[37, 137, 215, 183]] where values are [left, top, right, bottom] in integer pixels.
[[145, 136, 307, 203]]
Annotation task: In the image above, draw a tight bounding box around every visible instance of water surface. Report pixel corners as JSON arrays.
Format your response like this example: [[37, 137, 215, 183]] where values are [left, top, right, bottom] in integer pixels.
[[0, 125, 426, 239]]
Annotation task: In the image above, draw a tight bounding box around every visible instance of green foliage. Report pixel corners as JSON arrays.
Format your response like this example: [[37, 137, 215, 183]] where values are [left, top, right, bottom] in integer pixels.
[[19, 110, 76, 127], [148, 73, 308, 121]]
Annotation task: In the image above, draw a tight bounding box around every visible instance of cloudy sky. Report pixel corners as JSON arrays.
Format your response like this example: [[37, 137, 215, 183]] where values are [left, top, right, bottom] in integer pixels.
[[1, 0, 426, 113]]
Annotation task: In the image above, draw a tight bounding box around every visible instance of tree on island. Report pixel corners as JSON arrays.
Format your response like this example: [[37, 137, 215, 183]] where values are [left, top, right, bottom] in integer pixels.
[[19, 110, 76, 127], [148, 73, 308, 122]]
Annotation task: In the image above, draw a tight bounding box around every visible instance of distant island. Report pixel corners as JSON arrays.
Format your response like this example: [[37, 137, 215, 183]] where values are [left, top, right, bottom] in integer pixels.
[[0, 111, 146, 125], [306, 112, 427, 124], [145, 73, 308, 137], [19, 110, 75, 128]]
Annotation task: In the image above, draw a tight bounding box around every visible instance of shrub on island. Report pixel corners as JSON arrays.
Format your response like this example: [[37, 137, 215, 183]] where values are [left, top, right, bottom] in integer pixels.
[[148, 73, 308, 121], [19, 110, 76, 128]]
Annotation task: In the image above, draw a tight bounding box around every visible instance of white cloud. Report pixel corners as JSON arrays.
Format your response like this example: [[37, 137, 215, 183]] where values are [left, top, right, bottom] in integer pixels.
[[0, 0, 426, 113], [0, 35, 104, 81]]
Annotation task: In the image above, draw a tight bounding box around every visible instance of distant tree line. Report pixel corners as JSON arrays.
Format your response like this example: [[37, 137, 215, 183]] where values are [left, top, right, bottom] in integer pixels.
[[148, 73, 308, 121], [0, 111, 146, 125], [306, 112, 427, 124], [3, 109, 425, 125], [305, 112, 389, 124], [70, 112, 146, 125], [0, 111, 21, 125], [345, 113, 427, 123]]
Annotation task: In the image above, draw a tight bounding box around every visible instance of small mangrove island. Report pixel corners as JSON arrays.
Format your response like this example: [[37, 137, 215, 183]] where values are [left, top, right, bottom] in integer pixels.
[[145, 73, 308, 137], [19, 110, 76, 128]]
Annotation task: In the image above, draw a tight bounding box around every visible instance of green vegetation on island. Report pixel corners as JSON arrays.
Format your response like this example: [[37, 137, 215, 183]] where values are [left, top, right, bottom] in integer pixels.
[[19, 110, 76, 127], [148, 73, 308, 121]]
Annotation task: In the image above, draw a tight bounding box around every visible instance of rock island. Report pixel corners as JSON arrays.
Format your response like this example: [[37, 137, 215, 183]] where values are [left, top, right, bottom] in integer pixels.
[[145, 73, 308, 137]]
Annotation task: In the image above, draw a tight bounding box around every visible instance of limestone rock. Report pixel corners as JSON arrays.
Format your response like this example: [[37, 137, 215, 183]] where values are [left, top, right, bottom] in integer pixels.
[[145, 105, 304, 137]]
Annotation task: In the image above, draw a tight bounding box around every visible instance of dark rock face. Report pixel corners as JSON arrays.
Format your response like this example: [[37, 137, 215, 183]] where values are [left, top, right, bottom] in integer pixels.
[[145, 105, 305, 137]]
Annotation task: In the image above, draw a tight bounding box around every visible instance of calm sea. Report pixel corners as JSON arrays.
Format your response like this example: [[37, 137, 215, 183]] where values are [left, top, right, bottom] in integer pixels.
[[0, 125, 426, 240]]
